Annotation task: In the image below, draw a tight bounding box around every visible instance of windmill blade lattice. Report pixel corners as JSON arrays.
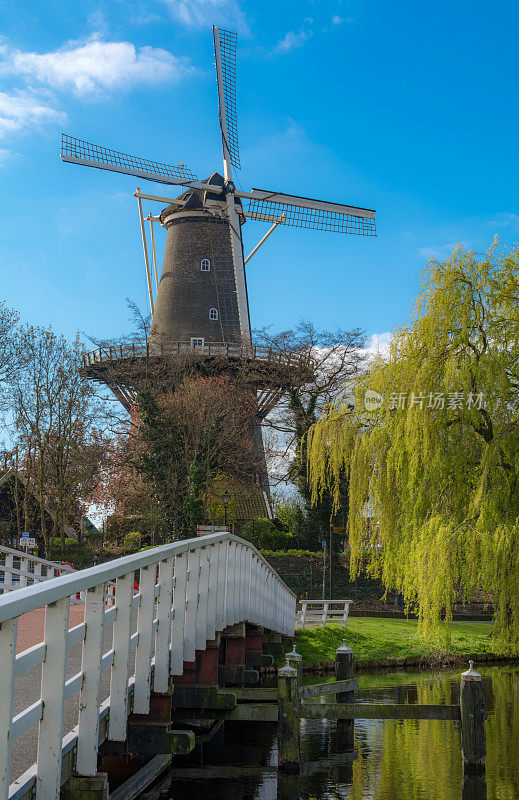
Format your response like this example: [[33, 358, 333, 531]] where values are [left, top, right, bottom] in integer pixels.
[[61, 134, 198, 185], [245, 197, 376, 235], [213, 27, 240, 170]]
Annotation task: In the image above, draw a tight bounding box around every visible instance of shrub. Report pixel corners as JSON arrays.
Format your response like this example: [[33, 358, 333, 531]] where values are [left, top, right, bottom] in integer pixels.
[[123, 531, 142, 552], [241, 518, 294, 551]]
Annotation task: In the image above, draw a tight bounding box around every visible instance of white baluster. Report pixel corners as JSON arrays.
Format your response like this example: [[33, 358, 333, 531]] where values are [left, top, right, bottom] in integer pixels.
[[196, 547, 209, 651], [183, 548, 200, 664], [0, 617, 17, 800], [215, 540, 228, 633], [4, 554, 13, 590], [321, 602, 329, 627], [20, 558, 28, 588], [238, 545, 245, 620], [225, 541, 236, 627], [300, 601, 307, 630], [76, 583, 105, 776], [170, 552, 187, 676], [108, 573, 134, 741], [206, 544, 219, 640], [133, 564, 157, 714], [36, 597, 70, 800], [154, 557, 174, 693], [249, 556, 256, 624]]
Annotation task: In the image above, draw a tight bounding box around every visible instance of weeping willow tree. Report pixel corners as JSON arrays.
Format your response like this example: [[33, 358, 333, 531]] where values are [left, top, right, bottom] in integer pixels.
[[308, 241, 519, 651]]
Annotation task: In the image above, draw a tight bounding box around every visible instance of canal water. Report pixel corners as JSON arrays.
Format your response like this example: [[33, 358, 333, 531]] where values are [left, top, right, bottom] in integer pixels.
[[149, 664, 519, 800]]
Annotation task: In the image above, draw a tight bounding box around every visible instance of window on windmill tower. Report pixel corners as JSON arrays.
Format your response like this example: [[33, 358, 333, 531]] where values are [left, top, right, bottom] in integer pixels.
[[191, 337, 205, 348], [209, 308, 218, 321], [201, 258, 210, 271]]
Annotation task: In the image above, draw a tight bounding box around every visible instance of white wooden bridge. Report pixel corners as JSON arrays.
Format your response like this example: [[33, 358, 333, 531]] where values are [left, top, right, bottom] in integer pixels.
[[0, 533, 295, 800], [0, 546, 75, 594]]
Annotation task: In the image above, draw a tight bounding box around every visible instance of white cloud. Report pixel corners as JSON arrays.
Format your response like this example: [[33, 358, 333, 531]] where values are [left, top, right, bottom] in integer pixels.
[[0, 89, 64, 140], [418, 242, 461, 260], [485, 212, 519, 228], [275, 28, 312, 54], [161, 0, 248, 33], [362, 332, 391, 363], [332, 15, 353, 25], [1, 38, 193, 97], [245, 119, 312, 163], [0, 147, 13, 166]]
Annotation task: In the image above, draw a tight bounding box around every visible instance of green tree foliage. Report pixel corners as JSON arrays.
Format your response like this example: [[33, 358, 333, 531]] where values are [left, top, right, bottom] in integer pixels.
[[9, 325, 106, 554], [256, 322, 364, 551], [308, 243, 519, 650], [135, 376, 259, 539], [240, 517, 293, 550], [123, 531, 141, 551]]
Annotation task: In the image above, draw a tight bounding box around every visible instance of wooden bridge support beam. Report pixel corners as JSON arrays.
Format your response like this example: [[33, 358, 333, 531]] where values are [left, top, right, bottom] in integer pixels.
[[173, 636, 221, 686], [262, 631, 284, 657], [245, 624, 273, 669], [219, 623, 259, 685], [61, 772, 109, 800]]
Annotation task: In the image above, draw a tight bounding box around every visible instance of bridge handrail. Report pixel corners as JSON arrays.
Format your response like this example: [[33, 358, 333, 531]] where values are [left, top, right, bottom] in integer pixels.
[[0, 533, 294, 622], [0, 533, 295, 800], [0, 545, 75, 572], [81, 342, 312, 372]]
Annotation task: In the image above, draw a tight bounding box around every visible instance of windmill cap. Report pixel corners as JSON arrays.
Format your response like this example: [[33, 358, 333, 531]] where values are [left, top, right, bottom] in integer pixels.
[[160, 172, 244, 224]]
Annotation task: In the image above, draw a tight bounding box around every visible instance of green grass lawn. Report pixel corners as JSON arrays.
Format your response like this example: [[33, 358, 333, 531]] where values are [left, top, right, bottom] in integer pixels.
[[292, 617, 496, 667]]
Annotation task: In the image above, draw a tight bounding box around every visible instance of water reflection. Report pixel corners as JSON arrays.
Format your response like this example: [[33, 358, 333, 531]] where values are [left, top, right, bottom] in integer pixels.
[[155, 664, 519, 800]]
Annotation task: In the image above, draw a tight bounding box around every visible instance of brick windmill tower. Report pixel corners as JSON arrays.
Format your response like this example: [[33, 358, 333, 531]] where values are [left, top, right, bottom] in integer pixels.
[[61, 27, 376, 526]]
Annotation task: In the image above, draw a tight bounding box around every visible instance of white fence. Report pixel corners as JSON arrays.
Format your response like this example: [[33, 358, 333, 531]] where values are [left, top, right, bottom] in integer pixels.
[[297, 599, 352, 628], [0, 546, 75, 594], [0, 533, 296, 800]]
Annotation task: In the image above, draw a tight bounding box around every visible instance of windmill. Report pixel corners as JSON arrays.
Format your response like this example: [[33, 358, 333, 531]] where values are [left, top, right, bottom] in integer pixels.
[[61, 27, 376, 525]]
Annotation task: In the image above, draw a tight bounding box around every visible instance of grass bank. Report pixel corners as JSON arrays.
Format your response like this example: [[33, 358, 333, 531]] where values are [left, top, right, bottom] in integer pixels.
[[291, 617, 499, 669]]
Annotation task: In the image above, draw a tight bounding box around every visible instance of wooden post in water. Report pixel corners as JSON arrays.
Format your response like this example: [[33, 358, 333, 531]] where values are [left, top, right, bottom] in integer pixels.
[[287, 644, 302, 681], [460, 661, 487, 773], [277, 772, 300, 800], [335, 639, 354, 749], [277, 657, 300, 772], [461, 772, 487, 800]]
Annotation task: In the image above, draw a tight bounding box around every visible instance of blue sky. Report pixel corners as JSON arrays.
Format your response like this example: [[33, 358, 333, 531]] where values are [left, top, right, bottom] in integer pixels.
[[1, 0, 518, 346]]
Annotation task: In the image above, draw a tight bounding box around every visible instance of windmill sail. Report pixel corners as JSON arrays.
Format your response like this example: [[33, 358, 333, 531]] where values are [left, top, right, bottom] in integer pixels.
[[61, 134, 200, 187], [213, 27, 240, 171], [241, 188, 376, 235]]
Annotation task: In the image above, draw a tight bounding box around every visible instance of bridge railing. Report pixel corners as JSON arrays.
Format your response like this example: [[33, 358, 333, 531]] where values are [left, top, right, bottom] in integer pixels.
[[81, 341, 312, 372], [0, 533, 295, 800], [0, 545, 75, 593]]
